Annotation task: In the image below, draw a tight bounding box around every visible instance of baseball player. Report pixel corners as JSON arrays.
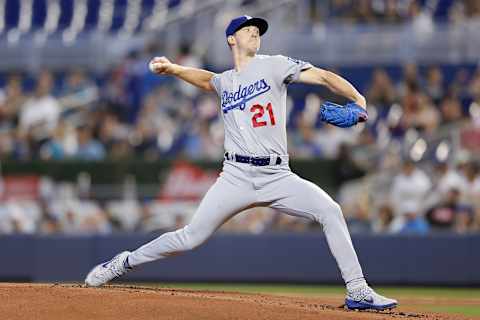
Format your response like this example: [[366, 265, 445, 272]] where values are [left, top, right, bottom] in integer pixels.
[[85, 15, 397, 311]]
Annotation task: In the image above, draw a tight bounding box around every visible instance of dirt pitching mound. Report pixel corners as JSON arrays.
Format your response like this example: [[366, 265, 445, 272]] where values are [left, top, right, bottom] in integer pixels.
[[0, 283, 470, 320]]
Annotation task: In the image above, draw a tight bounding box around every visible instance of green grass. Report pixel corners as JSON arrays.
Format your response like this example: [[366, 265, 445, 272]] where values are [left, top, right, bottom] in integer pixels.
[[422, 305, 480, 317], [135, 283, 480, 318], [144, 283, 480, 299]]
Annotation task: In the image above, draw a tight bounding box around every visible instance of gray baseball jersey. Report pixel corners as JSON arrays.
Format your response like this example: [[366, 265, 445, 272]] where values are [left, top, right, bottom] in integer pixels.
[[210, 54, 312, 156]]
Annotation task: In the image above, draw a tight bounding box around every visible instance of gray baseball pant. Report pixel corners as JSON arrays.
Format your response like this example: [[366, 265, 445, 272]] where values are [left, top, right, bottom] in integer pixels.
[[128, 160, 364, 284]]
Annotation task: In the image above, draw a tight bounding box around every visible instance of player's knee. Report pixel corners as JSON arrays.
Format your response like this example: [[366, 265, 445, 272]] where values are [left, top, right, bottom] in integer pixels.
[[331, 202, 344, 218], [332, 202, 343, 216], [320, 201, 344, 224], [331, 202, 348, 226]]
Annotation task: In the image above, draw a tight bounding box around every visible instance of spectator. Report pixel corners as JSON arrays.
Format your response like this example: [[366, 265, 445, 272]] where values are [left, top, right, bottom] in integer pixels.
[[464, 0, 480, 17], [408, 1, 434, 35], [390, 160, 431, 219], [39, 122, 69, 160], [397, 63, 423, 98], [315, 124, 358, 159], [449, 0, 480, 21], [398, 202, 429, 235], [19, 70, 61, 138], [366, 68, 397, 114], [379, 0, 403, 24], [58, 68, 99, 112], [460, 162, 480, 208], [134, 88, 179, 156], [454, 205, 475, 234], [346, 205, 372, 234], [97, 112, 130, 153], [175, 43, 202, 98], [352, 0, 375, 24], [330, 0, 354, 21], [11, 128, 32, 160], [425, 161, 466, 209], [449, 68, 471, 102], [401, 87, 440, 134], [110, 140, 134, 160], [290, 114, 323, 158], [425, 66, 445, 105], [417, 93, 440, 133], [436, 161, 466, 194], [183, 120, 223, 160], [74, 125, 106, 161], [425, 188, 461, 232], [440, 95, 464, 124], [468, 70, 480, 122], [372, 204, 394, 233], [102, 66, 131, 121], [2, 201, 41, 234], [39, 211, 61, 234], [0, 74, 26, 127], [0, 129, 14, 158]]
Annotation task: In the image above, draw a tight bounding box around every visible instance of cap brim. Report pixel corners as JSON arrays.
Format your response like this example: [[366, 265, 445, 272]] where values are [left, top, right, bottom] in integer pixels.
[[235, 17, 268, 36]]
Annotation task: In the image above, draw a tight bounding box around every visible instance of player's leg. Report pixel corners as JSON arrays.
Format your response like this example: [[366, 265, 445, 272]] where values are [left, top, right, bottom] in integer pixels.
[[85, 164, 256, 286], [260, 173, 363, 283], [259, 172, 397, 310], [127, 172, 255, 266]]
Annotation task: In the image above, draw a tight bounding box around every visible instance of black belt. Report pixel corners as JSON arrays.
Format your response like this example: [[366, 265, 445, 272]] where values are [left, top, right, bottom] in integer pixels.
[[224, 152, 282, 166]]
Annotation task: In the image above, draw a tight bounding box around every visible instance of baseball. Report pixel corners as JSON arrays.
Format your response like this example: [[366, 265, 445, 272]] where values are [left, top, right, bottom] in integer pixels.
[[148, 60, 156, 73]]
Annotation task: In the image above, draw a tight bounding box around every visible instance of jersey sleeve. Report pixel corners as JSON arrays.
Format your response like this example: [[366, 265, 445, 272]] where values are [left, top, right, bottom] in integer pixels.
[[209, 73, 222, 96], [272, 55, 313, 85]]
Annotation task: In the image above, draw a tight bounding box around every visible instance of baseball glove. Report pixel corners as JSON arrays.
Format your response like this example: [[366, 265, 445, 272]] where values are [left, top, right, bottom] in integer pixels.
[[319, 101, 368, 128]]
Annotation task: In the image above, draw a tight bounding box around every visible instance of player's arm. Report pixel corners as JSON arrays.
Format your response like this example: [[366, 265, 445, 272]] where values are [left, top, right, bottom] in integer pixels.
[[149, 56, 216, 92], [297, 67, 366, 109]]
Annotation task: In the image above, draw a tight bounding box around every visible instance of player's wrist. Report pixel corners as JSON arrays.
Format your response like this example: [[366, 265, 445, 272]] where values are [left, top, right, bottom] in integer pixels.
[[170, 64, 182, 76], [354, 95, 366, 109]]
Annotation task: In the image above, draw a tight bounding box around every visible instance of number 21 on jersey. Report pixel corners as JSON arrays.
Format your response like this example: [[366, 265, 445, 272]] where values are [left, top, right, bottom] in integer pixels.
[[250, 103, 276, 128]]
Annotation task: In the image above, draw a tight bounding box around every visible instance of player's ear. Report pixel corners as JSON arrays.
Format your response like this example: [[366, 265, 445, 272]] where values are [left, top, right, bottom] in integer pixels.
[[227, 35, 236, 47]]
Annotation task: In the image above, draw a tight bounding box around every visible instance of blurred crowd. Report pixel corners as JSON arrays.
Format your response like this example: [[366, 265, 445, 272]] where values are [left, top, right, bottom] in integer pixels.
[[1, 156, 479, 235], [1, 44, 480, 162], [327, 0, 480, 24], [0, 43, 223, 162], [340, 158, 480, 235], [0, 180, 196, 235], [1, 33, 480, 235]]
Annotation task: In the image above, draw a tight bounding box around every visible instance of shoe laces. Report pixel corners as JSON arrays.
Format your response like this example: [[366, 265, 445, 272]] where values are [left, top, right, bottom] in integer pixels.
[[348, 285, 373, 302], [107, 255, 129, 278]]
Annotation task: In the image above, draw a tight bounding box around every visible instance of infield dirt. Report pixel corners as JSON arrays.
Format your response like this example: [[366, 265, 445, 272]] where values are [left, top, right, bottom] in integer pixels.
[[0, 283, 477, 320]]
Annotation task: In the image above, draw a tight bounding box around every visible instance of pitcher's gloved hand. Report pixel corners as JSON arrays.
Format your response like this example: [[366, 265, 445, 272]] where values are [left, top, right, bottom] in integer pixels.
[[319, 101, 368, 128]]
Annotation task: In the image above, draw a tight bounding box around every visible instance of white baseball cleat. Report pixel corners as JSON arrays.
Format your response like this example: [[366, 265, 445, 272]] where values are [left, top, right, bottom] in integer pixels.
[[345, 286, 398, 311], [84, 251, 132, 287]]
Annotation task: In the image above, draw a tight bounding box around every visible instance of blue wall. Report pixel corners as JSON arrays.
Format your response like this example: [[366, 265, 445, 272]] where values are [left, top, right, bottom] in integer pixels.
[[1, 234, 479, 285]]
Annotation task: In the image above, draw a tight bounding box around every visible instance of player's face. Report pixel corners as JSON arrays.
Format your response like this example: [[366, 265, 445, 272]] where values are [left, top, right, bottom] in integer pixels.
[[233, 25, 261, 54]]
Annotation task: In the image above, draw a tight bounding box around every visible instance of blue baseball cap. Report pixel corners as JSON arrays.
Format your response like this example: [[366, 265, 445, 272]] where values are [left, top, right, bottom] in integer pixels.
[[225, 15, 268, 38]]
